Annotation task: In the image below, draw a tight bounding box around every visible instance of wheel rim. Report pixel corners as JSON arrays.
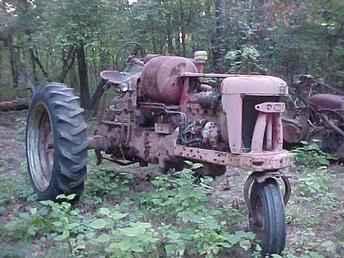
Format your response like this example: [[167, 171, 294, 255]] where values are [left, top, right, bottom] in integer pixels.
[[27, 103, 54, 191]]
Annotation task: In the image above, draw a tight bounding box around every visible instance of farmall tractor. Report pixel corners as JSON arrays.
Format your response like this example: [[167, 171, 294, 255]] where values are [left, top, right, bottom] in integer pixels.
[[26, 51, 293, 255]]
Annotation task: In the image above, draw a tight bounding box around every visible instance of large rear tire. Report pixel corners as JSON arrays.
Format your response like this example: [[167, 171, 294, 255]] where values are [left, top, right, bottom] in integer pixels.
[[26, 83, 88, 200], [249, 178, 286, 256]]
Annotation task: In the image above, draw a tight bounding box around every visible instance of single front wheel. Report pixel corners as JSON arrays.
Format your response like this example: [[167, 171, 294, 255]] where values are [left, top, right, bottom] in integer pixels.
[[249, 178, 286, 256]]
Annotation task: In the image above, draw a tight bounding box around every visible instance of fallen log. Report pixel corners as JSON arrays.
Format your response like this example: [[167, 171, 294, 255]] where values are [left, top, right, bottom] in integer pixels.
[[0, 99, 29, 111]]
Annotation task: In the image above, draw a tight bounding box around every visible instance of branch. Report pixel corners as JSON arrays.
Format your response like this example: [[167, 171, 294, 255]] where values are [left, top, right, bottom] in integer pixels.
[[30, 47, 49, 79], [58, 47, 77, 82], [89, 79, 106, 112]]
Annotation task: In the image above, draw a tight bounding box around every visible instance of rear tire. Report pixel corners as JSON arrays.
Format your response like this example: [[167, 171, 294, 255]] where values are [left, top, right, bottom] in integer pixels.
[[249, 179, 286, 256], [26, 83, 87, 200]]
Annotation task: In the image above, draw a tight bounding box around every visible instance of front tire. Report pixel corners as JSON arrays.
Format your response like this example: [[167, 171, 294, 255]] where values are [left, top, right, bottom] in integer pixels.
[[26, 83, 88, 200], [249, 179, 286, 256]]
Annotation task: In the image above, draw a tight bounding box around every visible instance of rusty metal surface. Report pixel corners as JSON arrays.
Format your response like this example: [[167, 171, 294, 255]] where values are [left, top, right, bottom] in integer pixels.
[[255, 102, 285, 113], [27, 103, 54, 191], [221, 75, 288, 96], [179, 72, 279, 78], [86, 52, 294, 256], [154, 123, 174, 134], [174, 145, 292, 171], [282, 117, 309, 144], [283, 76, 344, 154], [140, 56, 198, 105], [39, 108, 54, 188], [94, 54, 292, 173], [309, 94, 344, 110]]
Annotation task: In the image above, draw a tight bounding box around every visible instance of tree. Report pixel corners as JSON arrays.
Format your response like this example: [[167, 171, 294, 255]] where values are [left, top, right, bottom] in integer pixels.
[[2, 0, 344, 103], [213, 0, 225, 73]]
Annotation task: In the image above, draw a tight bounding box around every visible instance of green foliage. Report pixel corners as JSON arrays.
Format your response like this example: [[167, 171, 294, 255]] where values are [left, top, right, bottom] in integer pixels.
[[225, 45, 267, 74], [104, 222, 159, 257], [273, 251, 325, 258], [283, 141, 341, 257], [1, 166, 256, 258], [2, 147, 344, 257], [0, 166, 34, 206], [192, 230, 255, 258], [3, 0, 344, 92], [138, 171, 209, 219], [1, 194, 159, 257], [293, 142, 335, 168], [293, 142, 338, 207], [84, 168, 132, 204], [297, 167, 331, 197], [135, 171, 252, 257]]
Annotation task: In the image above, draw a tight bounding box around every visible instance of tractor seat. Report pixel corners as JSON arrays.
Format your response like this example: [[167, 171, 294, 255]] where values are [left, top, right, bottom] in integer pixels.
[[100, 70, 130, 85], [309, 94, 344, 110], [100, 70, 132, 91]]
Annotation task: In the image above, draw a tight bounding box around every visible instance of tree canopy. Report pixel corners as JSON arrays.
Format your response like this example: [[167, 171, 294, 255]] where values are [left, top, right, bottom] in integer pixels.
[[1, 0, 344, 105]]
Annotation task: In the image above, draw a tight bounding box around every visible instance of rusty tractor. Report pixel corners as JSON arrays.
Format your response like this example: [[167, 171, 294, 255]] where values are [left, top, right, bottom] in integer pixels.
[[283, 75, 344, 157], [26, 51, 293, 255]]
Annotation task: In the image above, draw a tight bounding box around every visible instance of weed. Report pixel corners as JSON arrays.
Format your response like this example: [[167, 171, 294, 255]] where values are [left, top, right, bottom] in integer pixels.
[[2, 149, 338, 258], [273, 251, 325, 258], [298, 168, 330, 197], [1, 166, 256, 258], [0, 168, 34, 206], [84, 168, 132, 204], [293, 142, 335, 169]]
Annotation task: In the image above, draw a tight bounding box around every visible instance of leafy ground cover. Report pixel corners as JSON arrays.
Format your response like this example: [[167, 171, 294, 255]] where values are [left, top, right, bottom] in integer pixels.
[[0, 111, 343, 258]]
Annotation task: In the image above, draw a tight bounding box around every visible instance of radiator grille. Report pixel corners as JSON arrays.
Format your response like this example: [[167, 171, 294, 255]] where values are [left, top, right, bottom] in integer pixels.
[[242, 96, 280, 152]]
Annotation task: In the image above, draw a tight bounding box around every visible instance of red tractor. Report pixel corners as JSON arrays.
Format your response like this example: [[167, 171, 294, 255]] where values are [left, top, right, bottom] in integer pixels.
[[26, 51, 292, 255], [283, 75, 344, 156]]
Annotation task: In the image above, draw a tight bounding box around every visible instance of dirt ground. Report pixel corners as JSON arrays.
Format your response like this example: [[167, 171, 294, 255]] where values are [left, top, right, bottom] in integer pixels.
[[0, 111, 26, 175], [1, 110, 344, 258]]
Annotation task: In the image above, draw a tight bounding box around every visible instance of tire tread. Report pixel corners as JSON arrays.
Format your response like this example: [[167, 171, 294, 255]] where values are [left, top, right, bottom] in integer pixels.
[[27, 83, 87, 200]]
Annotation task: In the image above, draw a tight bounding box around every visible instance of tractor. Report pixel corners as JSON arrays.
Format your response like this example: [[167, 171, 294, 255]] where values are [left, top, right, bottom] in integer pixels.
[[283, 75, 344, 157], [26, 51, 293, 255]]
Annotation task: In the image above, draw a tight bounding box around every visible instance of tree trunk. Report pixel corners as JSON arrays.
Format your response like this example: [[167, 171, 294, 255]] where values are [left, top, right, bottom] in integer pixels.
[[151, 24, 157, 53], [58, 47, 76, 82], [68, 62, 79, 90], [99, 42, 109, 71], [178, 0, 186, 57], [175, 33, 181, 55], [0, 47, 2, 81], [77, 44, 90, 109], [29, 47, 49, 80], [213, 0, 225, 73], [181, 30, 186, 57], [325, 22, 344, 82], [167, 14, 174, 54], [30, 48, 38, 83], [8, 36, 18, 88], [89, 79, 106, 113]]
